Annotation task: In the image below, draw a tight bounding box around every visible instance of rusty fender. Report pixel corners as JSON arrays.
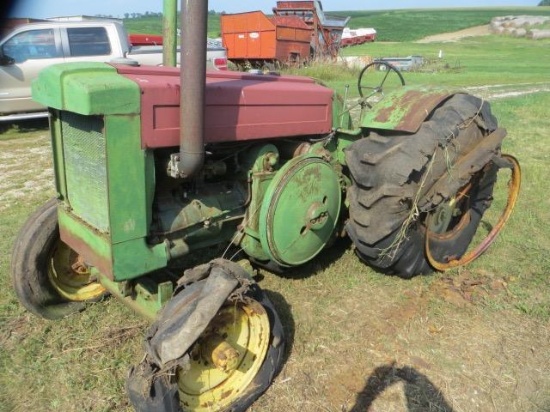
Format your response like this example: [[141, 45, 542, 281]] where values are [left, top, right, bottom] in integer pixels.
[[419, 127, 507, 210]]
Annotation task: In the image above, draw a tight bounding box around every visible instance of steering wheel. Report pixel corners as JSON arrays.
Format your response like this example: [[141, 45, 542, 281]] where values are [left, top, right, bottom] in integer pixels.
[[357, 61, 405, 100]]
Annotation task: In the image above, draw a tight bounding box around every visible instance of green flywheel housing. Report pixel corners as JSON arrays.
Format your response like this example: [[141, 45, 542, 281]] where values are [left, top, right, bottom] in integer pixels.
[[259, 155, 341, 267]]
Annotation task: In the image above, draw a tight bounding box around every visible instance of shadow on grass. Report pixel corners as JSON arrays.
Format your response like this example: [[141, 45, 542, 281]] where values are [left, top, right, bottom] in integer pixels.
[[0, 118, 49, 136], [262, 289, 295, 365], [350, 363, 455, 412], [253, 236, 353, 281]]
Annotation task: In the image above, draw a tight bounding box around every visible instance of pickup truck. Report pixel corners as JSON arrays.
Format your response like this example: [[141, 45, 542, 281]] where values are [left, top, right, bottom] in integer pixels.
[[0, 20, 228, 122]]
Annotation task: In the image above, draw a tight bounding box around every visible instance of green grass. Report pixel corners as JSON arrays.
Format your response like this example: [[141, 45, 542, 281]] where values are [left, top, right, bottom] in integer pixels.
[[333, 7, 550, 41], [340, 35, 550, 89], [122, 7, 550, 41], [2, 8, 550, 412]]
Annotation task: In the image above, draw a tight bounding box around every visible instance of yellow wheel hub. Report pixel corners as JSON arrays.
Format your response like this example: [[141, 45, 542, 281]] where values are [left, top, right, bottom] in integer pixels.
[[48, 240, 107, 301], [178, 298, 270, 411]]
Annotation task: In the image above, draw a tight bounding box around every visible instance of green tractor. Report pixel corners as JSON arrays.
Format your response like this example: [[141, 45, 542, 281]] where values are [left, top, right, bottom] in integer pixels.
[[10, 1, 520, 411]]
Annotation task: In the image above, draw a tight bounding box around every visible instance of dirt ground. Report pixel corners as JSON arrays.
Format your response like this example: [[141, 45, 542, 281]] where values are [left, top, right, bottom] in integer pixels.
[[416, 25, 491, 43]]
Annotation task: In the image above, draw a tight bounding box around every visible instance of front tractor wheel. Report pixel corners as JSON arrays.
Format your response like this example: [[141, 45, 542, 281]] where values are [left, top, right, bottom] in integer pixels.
[[127, 261, 286, 412], [178, 295, 278, 411], [11, 199, 107, 319]]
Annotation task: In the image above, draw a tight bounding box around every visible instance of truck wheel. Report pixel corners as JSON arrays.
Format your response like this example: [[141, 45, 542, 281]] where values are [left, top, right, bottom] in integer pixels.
[[346, 94, 504, 278], [177, 283, 285, 411], [11, 199, 107, 319]]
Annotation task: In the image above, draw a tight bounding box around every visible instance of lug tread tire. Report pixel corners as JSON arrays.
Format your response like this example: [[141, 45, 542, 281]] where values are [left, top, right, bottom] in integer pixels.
[[346, 94, 499, 278]]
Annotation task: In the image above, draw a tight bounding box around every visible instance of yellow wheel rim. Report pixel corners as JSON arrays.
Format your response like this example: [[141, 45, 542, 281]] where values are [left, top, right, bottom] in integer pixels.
[[48, 240, 107, 301], [426, 154, 521, 271], [178, 298, 270, 411]]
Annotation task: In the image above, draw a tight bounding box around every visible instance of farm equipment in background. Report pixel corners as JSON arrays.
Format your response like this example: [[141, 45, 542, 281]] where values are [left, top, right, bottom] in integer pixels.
[[221, 0, 349, 68], [272, 1, 349, 59], [11, 0, 521, 411], [341, 27, 377, 47], [128, 33, 164, 46], [221, 11, 312, 69]]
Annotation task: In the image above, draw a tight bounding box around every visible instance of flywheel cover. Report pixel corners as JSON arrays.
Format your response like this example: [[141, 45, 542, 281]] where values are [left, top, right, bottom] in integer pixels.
[[259, 155, 341, 266]]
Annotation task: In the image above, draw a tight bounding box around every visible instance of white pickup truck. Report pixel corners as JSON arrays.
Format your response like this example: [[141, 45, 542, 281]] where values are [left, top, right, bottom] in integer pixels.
[[0, 20, 228, 121]]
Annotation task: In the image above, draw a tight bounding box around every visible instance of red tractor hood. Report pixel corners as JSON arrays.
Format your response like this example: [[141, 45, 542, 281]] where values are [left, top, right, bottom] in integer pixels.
[[115, 65, 334, 148]]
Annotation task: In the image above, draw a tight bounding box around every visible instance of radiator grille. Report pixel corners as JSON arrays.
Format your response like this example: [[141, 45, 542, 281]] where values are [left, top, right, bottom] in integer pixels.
[[61, 112, 110, 233]]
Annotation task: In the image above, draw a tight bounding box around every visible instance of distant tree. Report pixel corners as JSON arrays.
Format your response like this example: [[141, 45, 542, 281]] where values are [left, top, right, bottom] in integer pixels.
[[124, 13, 129, 19], [539, 0, 550, 5]]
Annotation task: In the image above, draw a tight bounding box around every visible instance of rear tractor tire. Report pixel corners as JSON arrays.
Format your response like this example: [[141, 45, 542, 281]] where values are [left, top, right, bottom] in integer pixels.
[[11, 199, 108, 319], [346, 94, 518, 278]]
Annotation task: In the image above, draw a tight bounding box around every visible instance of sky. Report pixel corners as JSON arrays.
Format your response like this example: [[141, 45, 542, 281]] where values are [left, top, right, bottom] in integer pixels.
[[5, 0, 540, 20]]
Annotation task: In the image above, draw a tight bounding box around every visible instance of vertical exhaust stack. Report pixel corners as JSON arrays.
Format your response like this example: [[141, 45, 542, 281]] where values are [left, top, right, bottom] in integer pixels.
[[175, 0, 207, 178], [162, 0, 177, 67]]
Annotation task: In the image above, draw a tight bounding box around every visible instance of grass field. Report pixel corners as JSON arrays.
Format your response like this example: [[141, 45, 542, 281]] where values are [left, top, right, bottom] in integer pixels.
[[122, 7, 550, 40], [1, 8, 550, 412]]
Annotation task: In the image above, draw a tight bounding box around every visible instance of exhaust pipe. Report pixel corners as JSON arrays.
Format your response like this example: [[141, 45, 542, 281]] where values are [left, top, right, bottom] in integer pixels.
[[162, 0, 177, 67], [172, 0, 207, 178]]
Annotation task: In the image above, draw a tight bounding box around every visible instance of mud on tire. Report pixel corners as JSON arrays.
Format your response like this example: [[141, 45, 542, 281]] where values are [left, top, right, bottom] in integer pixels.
[[345, 94, 500, 278]]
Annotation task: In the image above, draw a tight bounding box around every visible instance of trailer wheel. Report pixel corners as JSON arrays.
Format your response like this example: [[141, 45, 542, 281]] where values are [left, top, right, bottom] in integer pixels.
[[346, 94, 510, 278], [11, 199, 107, 319]]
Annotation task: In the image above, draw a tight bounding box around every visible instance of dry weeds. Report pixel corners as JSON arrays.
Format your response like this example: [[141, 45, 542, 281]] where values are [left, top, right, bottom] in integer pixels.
[[0, 133, 55, 212]]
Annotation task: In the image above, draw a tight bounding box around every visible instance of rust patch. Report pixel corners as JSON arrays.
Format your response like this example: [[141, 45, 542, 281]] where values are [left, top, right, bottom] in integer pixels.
[[60, 226, 113, 280], [371, 90, 452, 133], [220, 389, 234, 400]]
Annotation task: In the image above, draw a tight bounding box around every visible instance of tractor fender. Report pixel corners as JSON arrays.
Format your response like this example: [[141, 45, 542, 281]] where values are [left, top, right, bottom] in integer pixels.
[[361, 87, 455, 133]]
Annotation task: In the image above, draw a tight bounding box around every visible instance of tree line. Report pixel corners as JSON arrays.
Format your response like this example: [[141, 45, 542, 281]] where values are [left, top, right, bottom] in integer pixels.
[[116, 10, 222, 19]]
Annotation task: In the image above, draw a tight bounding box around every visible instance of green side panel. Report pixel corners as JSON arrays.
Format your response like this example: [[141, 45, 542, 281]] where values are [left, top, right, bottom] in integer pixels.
[[58, 206, 167, 281], [50, 110, 67, 199], [105, 115, 152, 243], [112, 238, 168, 281], [58, 207, 113, 277], [32, 62, 139, 115], [61, 112, 110, 232], [360, 86, 453, 133], [332, 92, 353, 130]]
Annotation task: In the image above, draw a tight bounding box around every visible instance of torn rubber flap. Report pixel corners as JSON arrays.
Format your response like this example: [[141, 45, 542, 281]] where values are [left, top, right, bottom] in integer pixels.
[[127, 259, 254, 411], [149, 259, 253, 366]]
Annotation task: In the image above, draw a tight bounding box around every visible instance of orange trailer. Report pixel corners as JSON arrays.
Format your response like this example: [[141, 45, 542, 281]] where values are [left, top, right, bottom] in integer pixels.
[[221, 11, 312, 69]]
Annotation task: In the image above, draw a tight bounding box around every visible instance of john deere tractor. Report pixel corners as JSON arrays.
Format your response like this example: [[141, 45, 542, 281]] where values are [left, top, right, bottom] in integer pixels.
[[10, 1, 520, 411]]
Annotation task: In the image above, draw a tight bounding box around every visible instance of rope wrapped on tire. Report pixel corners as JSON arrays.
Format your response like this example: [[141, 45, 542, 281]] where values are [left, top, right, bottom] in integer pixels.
[[345, 93, 516, 278]]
